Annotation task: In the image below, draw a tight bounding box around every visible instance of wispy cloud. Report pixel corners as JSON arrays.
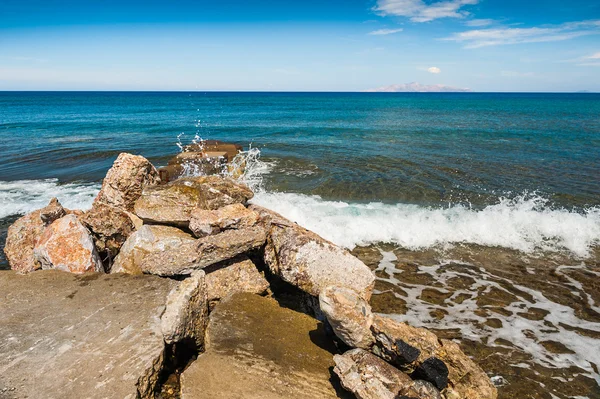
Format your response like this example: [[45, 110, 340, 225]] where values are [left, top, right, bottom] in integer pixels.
[[444, 20, 600, 48], [374, 0, 479, 23], [369, 28, 404, 35], [564, 51, 600, 67], [428, 66, 441, 73], [464, 18, 494, 27]]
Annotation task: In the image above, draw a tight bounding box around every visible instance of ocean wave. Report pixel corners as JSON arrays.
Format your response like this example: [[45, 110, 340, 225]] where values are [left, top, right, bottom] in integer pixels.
[[0, 179, 100, 219], [251, 191, 600, 258]]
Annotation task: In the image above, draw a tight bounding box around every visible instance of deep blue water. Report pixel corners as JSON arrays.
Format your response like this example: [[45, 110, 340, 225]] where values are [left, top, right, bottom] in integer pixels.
[[1, 91, 599, 207], [1, 91, 600, 262]]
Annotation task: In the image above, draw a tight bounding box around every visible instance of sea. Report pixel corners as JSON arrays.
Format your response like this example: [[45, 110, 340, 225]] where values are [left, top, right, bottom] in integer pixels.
[[1, 91, 599, 398]]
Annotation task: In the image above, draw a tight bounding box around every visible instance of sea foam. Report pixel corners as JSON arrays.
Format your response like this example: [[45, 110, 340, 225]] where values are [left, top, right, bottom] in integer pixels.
[[0, 179, 99, 219], [251, 191, 600, 258]]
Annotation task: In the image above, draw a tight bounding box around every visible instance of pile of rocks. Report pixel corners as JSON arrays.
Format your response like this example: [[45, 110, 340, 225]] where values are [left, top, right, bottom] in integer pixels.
[[2, 153, 497, 399]]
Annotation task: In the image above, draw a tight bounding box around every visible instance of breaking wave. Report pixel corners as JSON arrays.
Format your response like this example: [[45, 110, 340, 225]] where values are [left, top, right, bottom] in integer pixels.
[[1, 148, 599, 258], [0, 179, 99, 219]]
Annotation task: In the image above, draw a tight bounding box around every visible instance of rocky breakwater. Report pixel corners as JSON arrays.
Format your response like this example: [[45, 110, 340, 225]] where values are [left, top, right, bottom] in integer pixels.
[[1, 152, 497, 399]]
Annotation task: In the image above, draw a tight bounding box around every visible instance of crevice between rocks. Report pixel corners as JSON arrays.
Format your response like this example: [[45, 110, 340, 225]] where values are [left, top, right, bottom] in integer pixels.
[[151, 338, 200, 399]]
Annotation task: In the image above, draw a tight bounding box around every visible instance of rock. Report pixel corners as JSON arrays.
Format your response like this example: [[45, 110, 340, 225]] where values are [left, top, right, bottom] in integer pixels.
[[0, 270, 187, 398], [33, 214, 103, 274], [333, 348, 421, 399], [371, 315, 497, 399], [411, 358, 449, 390], [3, 198, 68, 273], [410, 380, 443, 399], [189, 203, 259, 238], [251, 205, 375, 300], [161, 271, 209, 347], [112, 225, 195, 275], [181, 293, 342, 399], [94, 152, 160, 212], [80, 203, 136, 266], [134, 176, 253, 227], [319, 285, 375, 349], [39, 197, 67, 226], [205, 256, 270, 309], [4, 211, 45, 274], [140, 226, 267, 277]]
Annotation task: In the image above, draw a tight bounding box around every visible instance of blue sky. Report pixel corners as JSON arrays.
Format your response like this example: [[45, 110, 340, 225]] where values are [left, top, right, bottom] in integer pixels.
[[0, 0, 599, 91]]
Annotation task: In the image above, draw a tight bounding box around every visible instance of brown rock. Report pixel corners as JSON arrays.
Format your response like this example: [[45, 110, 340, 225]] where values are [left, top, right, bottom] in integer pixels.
[[251, 205, 375, 300], [40, 197, 67, 226], [94, 152, 160, 212], [111, 225, 195, 275], [180, 293, 342, 399], [140, 226, 267, 276], [33, 215, 104, 274], [4, 198, 69, 273], [80, 203, 135, 266], [161, 271, 209, 347], [205, 256, 270, 309], [189, 203, 259, 238], [371, 315, 497, 399], [319, 285, 375, 349], [134, 176, 253, 227], [333, 348, 419, 399]]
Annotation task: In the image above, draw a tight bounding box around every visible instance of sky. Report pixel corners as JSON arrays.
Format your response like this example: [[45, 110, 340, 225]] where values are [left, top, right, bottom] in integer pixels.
[[0, 0, 599, 91]]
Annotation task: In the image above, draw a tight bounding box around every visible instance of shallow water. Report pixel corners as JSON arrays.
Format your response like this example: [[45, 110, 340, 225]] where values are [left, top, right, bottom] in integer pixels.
[[0, 92, 599, 398]]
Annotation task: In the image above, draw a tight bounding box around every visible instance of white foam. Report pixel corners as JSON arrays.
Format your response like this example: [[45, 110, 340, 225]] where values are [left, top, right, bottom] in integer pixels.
[[0, 179, 100, 218], [251, 191, 600, 258]]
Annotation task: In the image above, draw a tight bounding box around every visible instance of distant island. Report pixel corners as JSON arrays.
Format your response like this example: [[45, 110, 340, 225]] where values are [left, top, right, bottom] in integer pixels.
[[363, 82, 472, 93]]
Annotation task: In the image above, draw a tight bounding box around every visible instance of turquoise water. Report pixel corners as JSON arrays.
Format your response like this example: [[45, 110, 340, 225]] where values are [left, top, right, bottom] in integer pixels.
[[1, 92, 599, 259]]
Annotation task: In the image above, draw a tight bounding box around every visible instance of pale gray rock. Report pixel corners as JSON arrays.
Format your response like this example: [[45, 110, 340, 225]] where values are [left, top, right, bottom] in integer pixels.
[[140, 226, 267, 277], [319, 285, 375, 349], [0, 270, 181, 398], [161, 271, 209, 347], [33, 214, 104, 274], [205, 256, 270, 309], [189, 203, 259, 237], [250, 205, 375, 300], [94, 152, 160, 212], [111, 225, 195, 275], [333, 348, 416, 399], [134, 176, 253, 227]]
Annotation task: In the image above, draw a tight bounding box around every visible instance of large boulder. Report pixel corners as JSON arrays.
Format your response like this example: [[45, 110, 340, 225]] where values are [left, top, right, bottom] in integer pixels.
[[134, 176, 254, 227], [189, 203, 259, 238], [371, 315, 497, 399], [3, 198, 66, 273], [181, 293, 343, 399], [250, 205, 375, 300], [80, 203, 136, 266], [0, 270, 203, 398], [333, 348, 439, 399], [111, 225, 196, 275], [94, 153, 160, 212], [140, 226, 267, 277], [205, 256, 270, 309], [33, 214, 103, 274], [319, 285, 375, 349]]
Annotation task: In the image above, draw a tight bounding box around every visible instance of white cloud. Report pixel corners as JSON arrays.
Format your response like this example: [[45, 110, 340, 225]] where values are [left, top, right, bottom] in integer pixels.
[[464, 18, 494, 27], [374, 0, 479, 23], [444, 20, 600, 48], [583, 52, 600, 60], [427, 66, 441, 74], [369, 28, 404, 35], [363, 82, 471, 92]]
